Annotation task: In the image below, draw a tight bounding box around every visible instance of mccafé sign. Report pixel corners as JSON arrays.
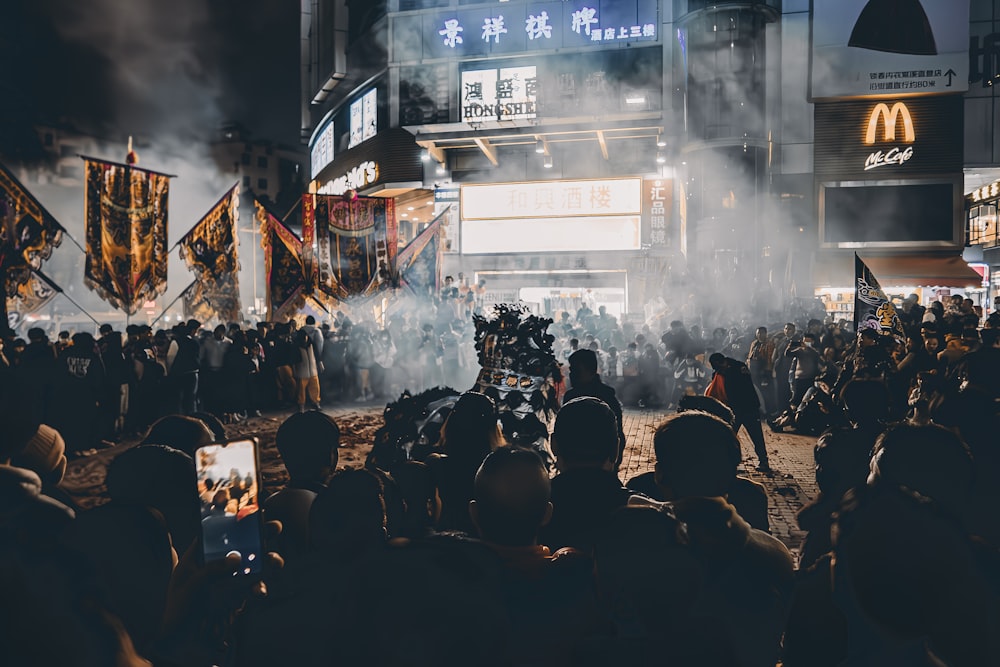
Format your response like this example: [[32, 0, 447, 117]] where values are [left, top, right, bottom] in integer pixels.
[[863, 102, 914, 172]]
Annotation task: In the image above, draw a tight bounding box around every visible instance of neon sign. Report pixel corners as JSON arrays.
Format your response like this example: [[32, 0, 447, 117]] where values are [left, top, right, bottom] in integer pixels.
[[317, 161, 379, 196], [863, 102, 914, 171]]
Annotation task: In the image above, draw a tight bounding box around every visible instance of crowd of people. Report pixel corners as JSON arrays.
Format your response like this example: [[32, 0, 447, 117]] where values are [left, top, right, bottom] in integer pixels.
[[2, 288, 999, 666]]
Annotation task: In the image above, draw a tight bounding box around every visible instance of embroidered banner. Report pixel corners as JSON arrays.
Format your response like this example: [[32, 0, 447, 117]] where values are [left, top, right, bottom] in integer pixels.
[[0, 162, 64, 299], [854, 253, 905, 341], [396, 209, 446, 297], [178, 184, 241, 322], [83, 158, 171, 315], [256, 199, 307, 319], [304, 194, 396, 299], [5, 269, 59, 317]]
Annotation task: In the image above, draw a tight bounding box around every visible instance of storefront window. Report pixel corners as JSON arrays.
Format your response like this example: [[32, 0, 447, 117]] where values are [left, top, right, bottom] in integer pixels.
[[968, 203, 999, 247]]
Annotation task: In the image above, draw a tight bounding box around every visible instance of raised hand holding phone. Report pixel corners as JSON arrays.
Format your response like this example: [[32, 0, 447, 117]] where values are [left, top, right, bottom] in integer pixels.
[[194, 438, 264, 576]]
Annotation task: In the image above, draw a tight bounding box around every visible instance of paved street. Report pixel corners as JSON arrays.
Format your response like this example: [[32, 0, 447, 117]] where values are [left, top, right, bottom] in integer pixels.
[[619, 408, 819, 557]]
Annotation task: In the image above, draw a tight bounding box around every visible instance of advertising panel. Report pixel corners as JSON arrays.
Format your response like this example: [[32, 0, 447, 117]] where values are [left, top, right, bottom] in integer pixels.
[[349, 89, 378, 149], [310, 121, 335, 180], [811, 0, 970, 99]]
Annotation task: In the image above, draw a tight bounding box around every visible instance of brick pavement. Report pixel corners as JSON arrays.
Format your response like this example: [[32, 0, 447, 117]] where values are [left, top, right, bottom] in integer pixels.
[[619, 408, 819, 558]]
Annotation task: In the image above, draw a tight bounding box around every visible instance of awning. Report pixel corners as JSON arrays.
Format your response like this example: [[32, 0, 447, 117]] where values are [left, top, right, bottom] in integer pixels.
[[813, 254, 984, 289]]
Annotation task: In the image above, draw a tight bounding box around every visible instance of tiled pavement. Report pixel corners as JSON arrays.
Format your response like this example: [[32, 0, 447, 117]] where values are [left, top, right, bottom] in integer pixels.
[[619, 408, 819, 557]]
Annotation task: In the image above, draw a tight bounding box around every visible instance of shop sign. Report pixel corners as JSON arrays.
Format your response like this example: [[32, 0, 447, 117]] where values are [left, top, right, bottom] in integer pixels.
[[461, 177, 640, 220], [970, 181, 1000, 203], [424, 1, 657, 59], [642, 178, 672, 248], [863, 102, 915, 171], [461, 67, 537, 122], [317, 161, 379, 196]]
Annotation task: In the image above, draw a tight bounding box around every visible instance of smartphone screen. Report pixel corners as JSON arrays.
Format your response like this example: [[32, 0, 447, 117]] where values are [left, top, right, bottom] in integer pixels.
[[194, 438, 264, 575]]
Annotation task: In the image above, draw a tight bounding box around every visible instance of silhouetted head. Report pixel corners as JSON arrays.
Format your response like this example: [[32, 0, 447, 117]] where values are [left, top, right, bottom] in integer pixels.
[[471, 448, 551, 546], [275, 411, 340, 488], [551, 397, 618, 470], [653, 412, 741, 499]]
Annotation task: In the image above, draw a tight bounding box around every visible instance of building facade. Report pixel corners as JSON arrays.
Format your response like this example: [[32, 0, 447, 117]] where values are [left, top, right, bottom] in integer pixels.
[[302, 0, 995, 320]]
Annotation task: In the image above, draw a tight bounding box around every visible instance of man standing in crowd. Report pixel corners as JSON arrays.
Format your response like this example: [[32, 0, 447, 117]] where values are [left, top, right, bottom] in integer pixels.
[[746, 326, 775, 416], [563, 349, 627, 470], [707, 353, 771, 472]]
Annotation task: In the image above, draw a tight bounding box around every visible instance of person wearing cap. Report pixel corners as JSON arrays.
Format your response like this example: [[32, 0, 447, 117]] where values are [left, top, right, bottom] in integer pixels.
[[5, 423, 74, 509]]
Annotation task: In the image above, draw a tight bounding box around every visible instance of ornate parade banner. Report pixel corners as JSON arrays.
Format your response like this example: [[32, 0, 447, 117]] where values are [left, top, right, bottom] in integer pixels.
[[178, 184, 241, 323], [256, 199, 307, 320], [83, 158, 171, 315], [303, 193, 396, 299], [395, 208, 446, 297], [854, 253, 905, 340], [5, 269, 59, 318], [0, 163, 64, 300]]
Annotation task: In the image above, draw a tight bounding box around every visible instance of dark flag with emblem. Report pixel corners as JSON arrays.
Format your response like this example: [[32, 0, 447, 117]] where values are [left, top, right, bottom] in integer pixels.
[[83, 158, 171, 315], [179, 184, 241, 322], [0, 162, 64, 326], [304, 193, 397, 299], [395, 208, 445, 297], [854, 253, 905, 341], [256, 199, 307, 320]]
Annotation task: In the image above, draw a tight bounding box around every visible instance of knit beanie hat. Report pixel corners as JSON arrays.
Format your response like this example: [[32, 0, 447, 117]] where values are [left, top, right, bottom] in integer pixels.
[[11, 424, 67, 486]]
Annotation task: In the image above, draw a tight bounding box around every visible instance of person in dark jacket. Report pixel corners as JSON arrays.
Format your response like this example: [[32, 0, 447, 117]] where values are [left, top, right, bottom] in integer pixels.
[[707, 353, 771, 471], [541, 397, 638, 553], [563, 349, 626, 469]]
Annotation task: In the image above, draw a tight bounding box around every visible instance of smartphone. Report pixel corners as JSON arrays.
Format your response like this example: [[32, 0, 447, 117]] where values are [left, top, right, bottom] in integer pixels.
[[194, 438, 264, 576]]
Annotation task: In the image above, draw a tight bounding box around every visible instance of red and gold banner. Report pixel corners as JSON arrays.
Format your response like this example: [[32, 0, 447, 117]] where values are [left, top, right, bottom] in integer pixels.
[[0, 162, 64, 299], [83, 158, 171, 315], [303, 194, 396, 299], [256, 199, 307, 320]]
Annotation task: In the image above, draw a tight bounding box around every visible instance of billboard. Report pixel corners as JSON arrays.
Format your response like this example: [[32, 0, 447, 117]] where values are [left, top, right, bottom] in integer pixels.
[[349, 89, 378, 149], [811, 0, 970, 99]]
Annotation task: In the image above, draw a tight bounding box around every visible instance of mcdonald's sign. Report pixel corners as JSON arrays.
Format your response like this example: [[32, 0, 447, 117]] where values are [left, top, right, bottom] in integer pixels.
[[814, 96, 962, 179], [864, 103, 915, 145]]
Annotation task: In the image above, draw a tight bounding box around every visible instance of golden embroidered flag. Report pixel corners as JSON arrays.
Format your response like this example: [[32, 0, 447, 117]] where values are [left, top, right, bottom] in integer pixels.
[[5, 269, 59, 317], [83, 158, 171, 315], [0, 162, 64, 300], [256, 199, 307, 319], [178, 183, 240, 321]]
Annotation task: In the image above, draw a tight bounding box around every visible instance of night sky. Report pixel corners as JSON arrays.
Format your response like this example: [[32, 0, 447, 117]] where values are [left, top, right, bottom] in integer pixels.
[[0, 0, 300, 159]]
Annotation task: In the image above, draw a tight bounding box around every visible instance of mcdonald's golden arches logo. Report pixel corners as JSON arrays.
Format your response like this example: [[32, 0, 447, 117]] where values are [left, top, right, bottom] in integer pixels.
[[864, 102, 915, 145]]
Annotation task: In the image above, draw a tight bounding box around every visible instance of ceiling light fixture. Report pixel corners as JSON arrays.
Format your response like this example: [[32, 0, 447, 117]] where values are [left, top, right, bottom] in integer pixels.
[[436, 162, 446, 175], [535, 139, 545, 154], [656, 133, 667, 147], [655, 151, 666, 164], [420, 149, 430, 162], [543, 154, 553, 169]]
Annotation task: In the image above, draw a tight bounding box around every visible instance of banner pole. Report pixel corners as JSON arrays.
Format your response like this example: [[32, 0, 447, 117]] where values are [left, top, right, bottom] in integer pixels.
[[151, 289, 188, 328]]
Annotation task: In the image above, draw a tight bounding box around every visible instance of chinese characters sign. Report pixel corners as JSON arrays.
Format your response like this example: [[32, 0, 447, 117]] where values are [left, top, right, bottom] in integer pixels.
[[642, 179, 672, 248], [461, 67, 537, 122], [461, 178, 641, 220], [424, 0, 657, 58]]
